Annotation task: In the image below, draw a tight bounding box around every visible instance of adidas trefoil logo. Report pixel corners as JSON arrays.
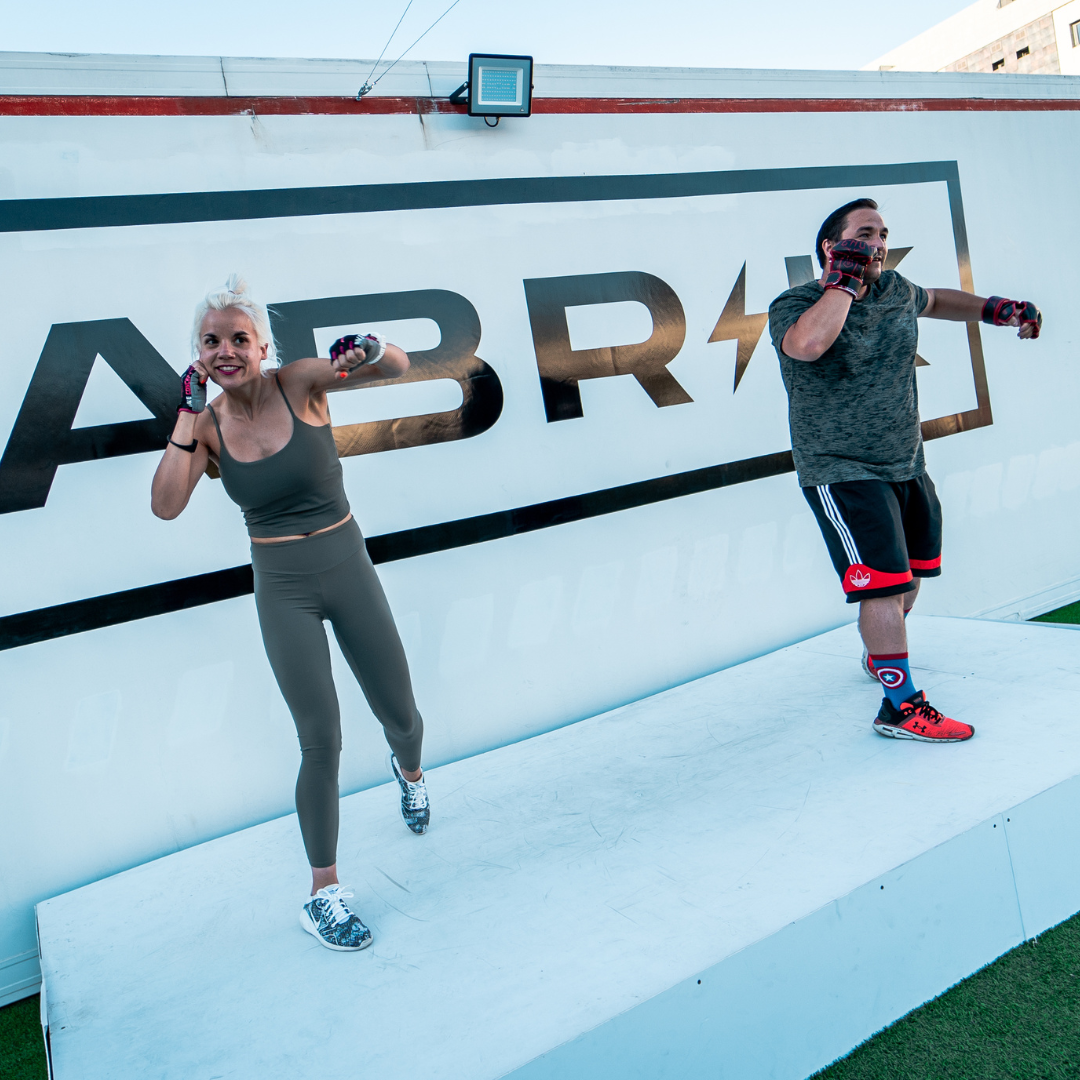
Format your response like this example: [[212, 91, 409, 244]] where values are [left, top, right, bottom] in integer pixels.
[[850, 569, 872, 589]]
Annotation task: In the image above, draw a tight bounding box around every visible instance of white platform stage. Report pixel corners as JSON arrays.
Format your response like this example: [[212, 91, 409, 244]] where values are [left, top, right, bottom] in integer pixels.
[[36, 616, 1080, 1080]]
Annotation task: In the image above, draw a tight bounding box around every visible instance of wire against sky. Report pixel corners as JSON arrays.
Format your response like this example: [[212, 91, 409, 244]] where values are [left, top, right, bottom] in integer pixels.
[[358, 0, 467, 96], [360, 0, 415, 95]]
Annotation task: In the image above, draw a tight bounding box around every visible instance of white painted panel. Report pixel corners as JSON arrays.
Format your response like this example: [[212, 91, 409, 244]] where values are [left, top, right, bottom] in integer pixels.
[[566, 300, 654, 350], [72, 356, 156, 427], [3, 52, 1078, 102], [1004, 774, 1080, 939], [509, 818, 1024, 1080]]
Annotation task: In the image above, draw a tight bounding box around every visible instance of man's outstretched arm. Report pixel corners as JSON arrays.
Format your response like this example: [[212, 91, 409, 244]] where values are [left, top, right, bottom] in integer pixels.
[[923, 289, 1042, 339]]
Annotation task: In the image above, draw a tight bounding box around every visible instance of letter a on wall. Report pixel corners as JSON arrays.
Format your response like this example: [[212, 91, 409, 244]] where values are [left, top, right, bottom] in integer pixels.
[[0, 319, 180, 514]]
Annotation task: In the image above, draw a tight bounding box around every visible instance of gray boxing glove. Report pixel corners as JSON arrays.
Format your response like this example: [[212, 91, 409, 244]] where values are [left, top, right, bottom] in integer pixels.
[[359, 332, 387, 366], [179, 365, 207, 413]]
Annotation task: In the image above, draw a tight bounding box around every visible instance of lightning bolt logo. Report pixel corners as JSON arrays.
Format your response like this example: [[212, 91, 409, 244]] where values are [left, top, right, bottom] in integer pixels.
[[707, 262, 769, 393], [707, 248, 927, 391]]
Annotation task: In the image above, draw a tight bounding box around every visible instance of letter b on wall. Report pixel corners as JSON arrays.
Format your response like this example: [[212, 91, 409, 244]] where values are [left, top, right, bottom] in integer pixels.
[[523, 271, 689, 422], [271, 289, 502, 457]]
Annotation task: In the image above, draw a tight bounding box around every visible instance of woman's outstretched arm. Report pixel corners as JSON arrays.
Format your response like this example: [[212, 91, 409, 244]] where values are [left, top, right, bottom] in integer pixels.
[[287, 337, 411, 395]]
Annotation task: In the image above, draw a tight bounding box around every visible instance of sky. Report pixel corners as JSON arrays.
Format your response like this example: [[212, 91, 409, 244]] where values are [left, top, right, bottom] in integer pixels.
[[2, 0, 977, 72]]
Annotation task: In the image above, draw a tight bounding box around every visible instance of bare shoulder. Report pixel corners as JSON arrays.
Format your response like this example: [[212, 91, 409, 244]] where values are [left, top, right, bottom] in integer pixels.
[[275, 360, 332, 422], [194, 399, 222, 452], [276, 357, 327, 393], [274, 354, 319, 384]]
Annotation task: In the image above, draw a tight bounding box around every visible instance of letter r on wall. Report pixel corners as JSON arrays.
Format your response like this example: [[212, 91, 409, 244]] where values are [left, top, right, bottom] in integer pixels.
[[523, 271, 689, 423]]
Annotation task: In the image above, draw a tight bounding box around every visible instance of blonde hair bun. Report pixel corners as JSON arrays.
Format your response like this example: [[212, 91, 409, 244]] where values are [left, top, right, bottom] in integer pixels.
[[191, 274, 281, 376]]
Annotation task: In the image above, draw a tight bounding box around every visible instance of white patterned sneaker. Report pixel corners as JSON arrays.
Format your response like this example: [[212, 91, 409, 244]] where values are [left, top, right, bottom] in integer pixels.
[[861, 647, 880, 682], [389, 753, 430, 835], [300, 885, 372, 951]]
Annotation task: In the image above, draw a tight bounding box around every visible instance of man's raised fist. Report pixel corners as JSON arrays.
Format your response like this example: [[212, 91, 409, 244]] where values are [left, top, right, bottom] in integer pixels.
[[824, 238, 875, 298]]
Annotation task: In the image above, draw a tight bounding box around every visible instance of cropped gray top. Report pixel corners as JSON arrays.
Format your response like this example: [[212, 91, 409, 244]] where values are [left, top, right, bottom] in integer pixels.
[[206, 376, 351, 539]]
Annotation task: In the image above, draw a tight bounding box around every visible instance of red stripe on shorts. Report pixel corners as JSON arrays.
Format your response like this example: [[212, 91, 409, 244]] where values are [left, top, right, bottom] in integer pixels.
[[842, 563, 914, 594], [909, 556, 942, 570]]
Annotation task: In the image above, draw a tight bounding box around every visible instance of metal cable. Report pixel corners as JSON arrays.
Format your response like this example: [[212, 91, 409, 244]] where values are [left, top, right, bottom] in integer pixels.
[[358, 0, 467, 96], [358, 0, 416, 96]]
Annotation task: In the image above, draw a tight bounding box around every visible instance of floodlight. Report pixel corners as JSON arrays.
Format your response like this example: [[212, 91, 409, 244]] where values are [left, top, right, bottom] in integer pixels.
[[449, 54, 534, 120]]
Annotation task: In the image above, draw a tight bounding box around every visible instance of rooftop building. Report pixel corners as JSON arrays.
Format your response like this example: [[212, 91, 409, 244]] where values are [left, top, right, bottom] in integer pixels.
[[866, 0, 1080, 76]]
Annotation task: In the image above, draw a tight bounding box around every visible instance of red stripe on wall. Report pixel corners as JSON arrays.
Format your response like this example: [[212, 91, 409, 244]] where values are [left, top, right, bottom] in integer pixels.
[[0, 95, 1079, 117], [534, 97, 1080, 114], [0, 95, 463, 116]]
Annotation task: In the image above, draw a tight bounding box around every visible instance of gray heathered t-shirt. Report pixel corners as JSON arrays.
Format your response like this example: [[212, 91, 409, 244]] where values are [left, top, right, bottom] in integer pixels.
[[768, 270, 929, 487]]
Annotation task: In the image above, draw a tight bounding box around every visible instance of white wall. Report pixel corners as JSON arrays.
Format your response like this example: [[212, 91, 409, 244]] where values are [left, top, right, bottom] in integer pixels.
[[2, 63, 1080, 1002], [1053, 0, 1080, 73]]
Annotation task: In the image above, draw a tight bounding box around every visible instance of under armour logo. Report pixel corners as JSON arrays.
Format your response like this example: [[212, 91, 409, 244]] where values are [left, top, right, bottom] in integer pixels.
[[849, 570, 871, 588]]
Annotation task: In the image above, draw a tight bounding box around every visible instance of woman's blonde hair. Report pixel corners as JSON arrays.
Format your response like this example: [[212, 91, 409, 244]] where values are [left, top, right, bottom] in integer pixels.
[[191, 274, 280, 375]]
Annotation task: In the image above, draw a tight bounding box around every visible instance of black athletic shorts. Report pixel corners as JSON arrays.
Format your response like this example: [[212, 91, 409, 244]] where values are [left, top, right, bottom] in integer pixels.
[[802, 474, 942, 603]]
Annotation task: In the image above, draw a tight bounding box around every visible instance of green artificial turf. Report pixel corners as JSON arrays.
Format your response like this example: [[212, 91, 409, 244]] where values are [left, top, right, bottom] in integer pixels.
[[811, 910, 1080, 1080], [1031, 600, 1080, 625], [0, 994, 46, 1080]]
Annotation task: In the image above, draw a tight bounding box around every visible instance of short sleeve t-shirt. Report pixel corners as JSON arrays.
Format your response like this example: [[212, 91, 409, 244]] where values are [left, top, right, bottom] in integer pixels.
[[768, 270, 929, 488]]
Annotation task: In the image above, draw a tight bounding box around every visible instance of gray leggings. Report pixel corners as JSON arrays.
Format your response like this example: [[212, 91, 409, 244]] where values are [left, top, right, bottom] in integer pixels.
[[251, 518, 424, 868]]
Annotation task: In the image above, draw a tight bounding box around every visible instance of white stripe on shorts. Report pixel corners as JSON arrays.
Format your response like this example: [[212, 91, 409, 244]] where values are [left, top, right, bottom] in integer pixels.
[[818, 485, 862, 566]]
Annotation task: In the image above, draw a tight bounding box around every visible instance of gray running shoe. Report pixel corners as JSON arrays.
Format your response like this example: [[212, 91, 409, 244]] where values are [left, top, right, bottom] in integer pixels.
[[300, 885, 372, 952], [389, 753, 430, 835]]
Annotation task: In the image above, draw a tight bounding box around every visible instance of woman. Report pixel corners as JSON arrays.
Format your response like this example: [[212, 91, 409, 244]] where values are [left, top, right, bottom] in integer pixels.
[[152, 276, 429, 952]]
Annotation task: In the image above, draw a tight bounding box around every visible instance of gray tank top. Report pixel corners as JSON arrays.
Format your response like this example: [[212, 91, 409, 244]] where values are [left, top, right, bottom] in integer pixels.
[[207, 376, 351, 539]]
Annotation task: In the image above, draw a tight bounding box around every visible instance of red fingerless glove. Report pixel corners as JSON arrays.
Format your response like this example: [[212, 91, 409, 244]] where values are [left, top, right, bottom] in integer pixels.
[[823, 238, 874, 298], [981, 296, 1042, 339]]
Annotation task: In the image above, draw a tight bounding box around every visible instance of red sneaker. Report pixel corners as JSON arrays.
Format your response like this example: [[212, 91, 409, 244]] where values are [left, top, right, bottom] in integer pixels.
[[873, 691, 974, 742]]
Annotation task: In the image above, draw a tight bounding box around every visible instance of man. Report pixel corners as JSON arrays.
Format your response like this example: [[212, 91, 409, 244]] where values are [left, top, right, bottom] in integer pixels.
[[768, 198, 1041, 742]]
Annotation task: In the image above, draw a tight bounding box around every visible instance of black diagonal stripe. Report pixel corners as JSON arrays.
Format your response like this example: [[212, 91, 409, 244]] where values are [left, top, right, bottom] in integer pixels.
[[0, 449, 793, 651], [0, 161, 957, 233], [0, 565, 256, 652]]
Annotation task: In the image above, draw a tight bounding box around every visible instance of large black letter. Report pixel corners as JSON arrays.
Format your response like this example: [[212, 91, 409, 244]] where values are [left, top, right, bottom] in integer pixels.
[[0, 319, 179, 514], [522, 271, 689, 423], [270, 289, 502, 457]]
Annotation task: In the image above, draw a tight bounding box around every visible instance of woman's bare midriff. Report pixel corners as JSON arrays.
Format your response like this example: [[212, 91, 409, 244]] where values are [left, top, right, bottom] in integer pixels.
[[250, 513, 354, 545]]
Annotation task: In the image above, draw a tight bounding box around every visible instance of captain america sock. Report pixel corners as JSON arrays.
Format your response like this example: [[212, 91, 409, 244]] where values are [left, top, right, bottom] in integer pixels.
[[870, 653, 915, 708]]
